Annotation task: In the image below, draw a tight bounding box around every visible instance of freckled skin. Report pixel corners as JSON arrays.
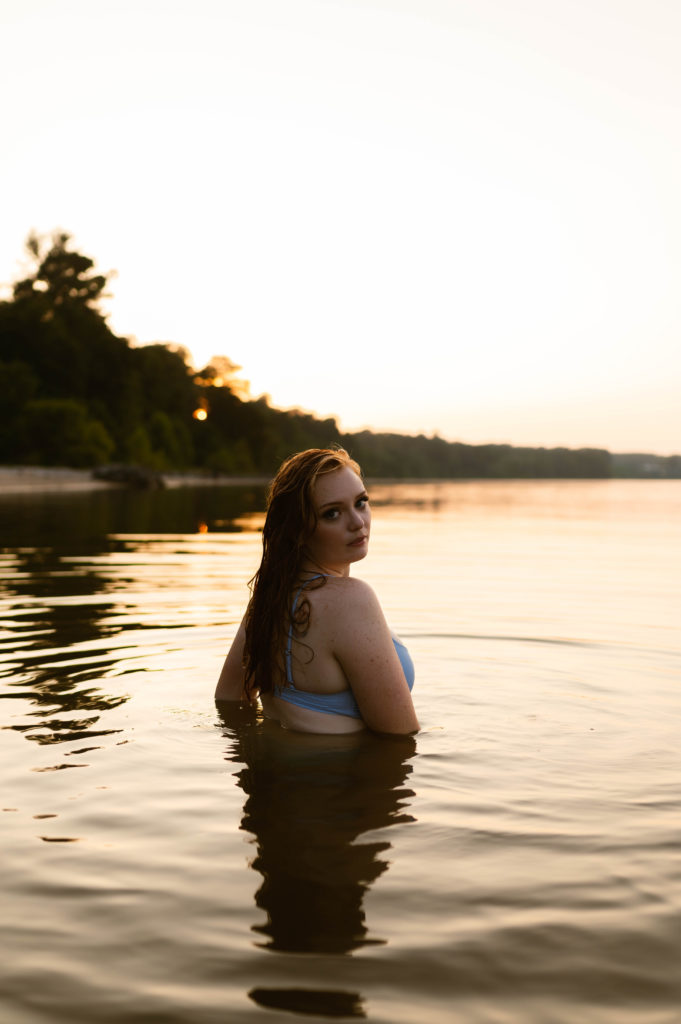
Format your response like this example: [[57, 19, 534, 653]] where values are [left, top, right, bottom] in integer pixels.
[[216, 462, 419, 735], [303, 466, 371, 577]]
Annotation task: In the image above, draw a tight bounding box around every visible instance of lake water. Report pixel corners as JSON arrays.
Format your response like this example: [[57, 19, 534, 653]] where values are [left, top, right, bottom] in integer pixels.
[[1, 479, 680, 1024]]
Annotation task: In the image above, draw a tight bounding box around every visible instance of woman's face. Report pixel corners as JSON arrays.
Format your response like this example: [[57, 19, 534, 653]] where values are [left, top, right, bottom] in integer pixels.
[[303, 465, 371, 575]]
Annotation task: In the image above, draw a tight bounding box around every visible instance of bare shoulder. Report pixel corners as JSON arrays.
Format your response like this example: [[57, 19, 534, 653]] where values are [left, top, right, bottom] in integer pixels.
[[313, 577, 391, 647], [318, 577, 419, 735], [313, 576, 384, 624]]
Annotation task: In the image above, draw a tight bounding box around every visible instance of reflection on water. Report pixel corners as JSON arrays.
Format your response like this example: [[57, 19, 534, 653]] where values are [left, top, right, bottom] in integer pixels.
[[217, 703, 416, 955], [2, 543, 128, 748], [217, 703, 415, 1018], [250, 987, 366, 1018], [0, 485, 266, 753], [0, 483, 267, 550], [1, 480, 680, 1023]]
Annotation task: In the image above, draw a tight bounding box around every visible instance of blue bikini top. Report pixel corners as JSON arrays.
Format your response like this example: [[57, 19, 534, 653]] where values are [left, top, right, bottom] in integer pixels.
[[274, 575, 415, 718]]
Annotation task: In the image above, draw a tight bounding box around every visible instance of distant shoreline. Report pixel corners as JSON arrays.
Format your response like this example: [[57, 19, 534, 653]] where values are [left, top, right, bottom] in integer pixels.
[[0, 466, 269, 493], [2, 464, 680, 494]]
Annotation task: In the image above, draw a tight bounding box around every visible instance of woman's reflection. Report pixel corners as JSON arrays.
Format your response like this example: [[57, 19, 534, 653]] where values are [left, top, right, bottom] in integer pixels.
[[216, 702, 417, 956]]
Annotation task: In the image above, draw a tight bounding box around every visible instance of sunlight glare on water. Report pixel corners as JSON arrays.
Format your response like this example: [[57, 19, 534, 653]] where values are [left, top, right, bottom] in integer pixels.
[[1, 480, 680, 1023]]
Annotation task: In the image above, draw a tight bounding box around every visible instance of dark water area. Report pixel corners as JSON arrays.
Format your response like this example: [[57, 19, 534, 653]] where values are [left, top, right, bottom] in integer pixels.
[[1, 481, 680, 1023], [0, 483, 268, 548]]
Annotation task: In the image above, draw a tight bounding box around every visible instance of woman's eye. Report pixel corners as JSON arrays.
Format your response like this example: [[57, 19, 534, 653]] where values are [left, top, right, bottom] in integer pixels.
[[322, 509, 339, 520], [356, 497, 369, 509]]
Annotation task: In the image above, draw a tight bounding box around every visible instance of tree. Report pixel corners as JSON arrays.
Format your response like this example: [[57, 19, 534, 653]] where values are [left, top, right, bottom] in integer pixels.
[[13, 231, 109, 309], [0, 231, 158, 462], [18, 398, 114, 466], [0, 230, 624, 478]]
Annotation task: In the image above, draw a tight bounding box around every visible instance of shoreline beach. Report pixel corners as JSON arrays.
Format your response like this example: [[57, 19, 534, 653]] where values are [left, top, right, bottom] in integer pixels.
[[0, 466, 115, 493], [0, 466, 268, 493]]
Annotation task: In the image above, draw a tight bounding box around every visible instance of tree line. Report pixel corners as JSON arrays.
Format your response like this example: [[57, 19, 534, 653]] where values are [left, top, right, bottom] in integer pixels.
[[1, 232, 676, 478]]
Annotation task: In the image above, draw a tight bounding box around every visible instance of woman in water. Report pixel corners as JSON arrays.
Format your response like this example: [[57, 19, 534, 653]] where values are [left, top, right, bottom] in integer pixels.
[[215, 447, 418, 735]]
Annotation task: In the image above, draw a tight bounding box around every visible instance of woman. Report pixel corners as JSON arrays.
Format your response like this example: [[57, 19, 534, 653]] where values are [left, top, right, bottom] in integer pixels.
[[215, 447, 418, 735]]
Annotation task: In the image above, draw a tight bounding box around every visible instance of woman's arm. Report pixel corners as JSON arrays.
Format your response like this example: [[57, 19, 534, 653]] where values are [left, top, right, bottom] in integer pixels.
[[215, 618, 250, 701], [332, 580, 420, 736]]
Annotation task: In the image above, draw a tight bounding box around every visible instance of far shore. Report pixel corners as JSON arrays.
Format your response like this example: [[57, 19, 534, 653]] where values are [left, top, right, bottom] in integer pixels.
[[2, 465, 677, 494], [0, 466, 269, 493]]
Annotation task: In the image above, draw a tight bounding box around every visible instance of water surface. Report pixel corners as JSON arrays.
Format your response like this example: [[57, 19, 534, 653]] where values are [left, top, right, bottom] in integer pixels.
[[1, 480, 680, 1023]]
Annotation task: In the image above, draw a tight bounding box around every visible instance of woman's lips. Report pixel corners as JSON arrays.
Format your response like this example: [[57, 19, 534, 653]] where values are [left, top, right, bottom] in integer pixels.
[[348, 535, 368, 547]]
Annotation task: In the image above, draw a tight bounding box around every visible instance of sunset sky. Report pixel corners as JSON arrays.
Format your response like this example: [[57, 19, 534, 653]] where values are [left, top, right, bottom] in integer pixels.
[[2, 0, 679, 454]]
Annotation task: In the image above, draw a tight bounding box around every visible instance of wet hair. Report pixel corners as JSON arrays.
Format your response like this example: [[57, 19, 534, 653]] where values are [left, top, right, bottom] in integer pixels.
[[243, 446, 362, 698]]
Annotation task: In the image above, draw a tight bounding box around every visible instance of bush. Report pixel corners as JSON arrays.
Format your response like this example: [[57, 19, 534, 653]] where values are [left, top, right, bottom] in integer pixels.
[[18, 398, 115, 467]]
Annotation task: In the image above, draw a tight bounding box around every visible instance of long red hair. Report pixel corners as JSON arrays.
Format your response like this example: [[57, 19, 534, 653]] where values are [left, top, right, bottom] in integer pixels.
[[243, 447, 362, 697]]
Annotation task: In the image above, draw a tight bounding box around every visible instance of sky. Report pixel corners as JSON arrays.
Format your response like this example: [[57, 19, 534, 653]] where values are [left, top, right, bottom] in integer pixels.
[[1, 0, 680, 455]]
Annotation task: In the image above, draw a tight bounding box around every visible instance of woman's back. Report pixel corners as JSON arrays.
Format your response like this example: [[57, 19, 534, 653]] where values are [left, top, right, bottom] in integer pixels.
[[216, 448, 419, 736], [263, 576, 415, 735]]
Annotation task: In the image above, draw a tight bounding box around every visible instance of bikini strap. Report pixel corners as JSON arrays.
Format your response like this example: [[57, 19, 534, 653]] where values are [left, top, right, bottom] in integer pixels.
[[285, 573, 327, 685]]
